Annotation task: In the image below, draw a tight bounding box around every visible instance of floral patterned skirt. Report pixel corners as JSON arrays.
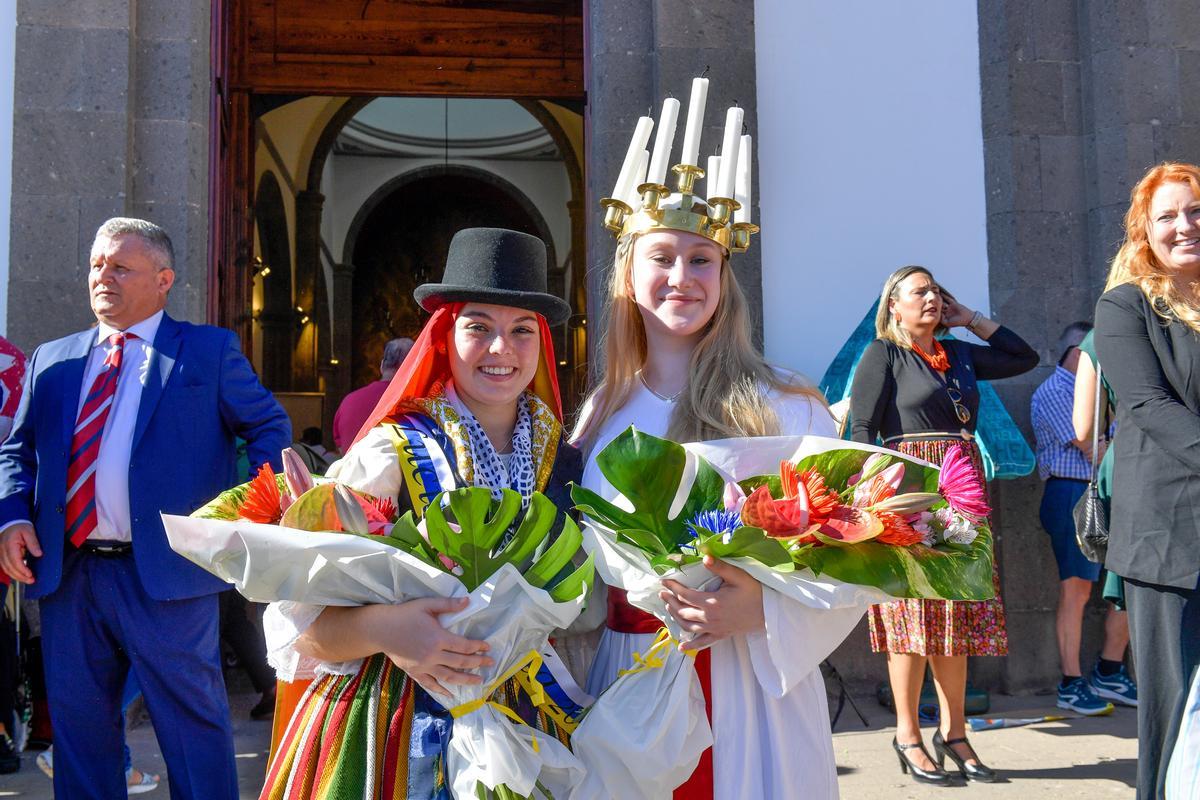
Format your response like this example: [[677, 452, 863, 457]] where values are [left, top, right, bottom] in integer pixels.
[[867, 437, 1008, 657]]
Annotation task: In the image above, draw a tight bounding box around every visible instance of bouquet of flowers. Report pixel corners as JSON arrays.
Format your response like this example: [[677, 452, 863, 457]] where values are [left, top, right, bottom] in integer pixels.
[[571, 427, 994, 605], [566, 428, 993, 799], [163, 451, 595, 800]]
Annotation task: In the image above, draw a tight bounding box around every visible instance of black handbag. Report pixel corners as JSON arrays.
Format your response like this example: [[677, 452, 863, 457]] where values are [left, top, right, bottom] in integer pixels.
[[1073, 364, 1109, 563]]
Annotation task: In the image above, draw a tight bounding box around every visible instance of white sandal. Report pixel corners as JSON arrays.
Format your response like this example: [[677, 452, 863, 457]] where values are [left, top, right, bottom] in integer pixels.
[[126, 767, 161, 795]]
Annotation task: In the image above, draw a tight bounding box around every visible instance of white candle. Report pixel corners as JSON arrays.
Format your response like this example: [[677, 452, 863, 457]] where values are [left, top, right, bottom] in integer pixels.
[[647, 97, 680, 185], [734, 134, 752, 224], [715, 106, 743, 200], [627, 150, 650, 205], [679, 78, 709, 167], [612, 116, 655, 205], [706, 155, 722, 201]]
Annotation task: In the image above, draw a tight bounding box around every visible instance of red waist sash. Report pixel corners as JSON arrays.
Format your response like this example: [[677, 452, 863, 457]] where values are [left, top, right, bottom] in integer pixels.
[[605, 586, 713, 797], [606, 587, 664, 634]]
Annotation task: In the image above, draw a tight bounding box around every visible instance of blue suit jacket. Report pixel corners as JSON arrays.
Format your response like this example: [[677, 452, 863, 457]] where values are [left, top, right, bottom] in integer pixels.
[[0, 314, 291, 600]]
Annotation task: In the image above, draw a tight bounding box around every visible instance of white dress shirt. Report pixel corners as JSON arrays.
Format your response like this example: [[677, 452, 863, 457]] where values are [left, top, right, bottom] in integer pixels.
[[77, 310, 164, 542]]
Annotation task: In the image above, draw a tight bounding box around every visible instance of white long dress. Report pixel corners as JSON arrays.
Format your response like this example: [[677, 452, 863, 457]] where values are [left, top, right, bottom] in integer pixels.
[[580, 382, 869, 799]]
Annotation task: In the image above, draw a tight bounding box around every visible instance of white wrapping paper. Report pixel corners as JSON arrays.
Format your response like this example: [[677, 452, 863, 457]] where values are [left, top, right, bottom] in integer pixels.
[[570, 435, 890, 800], [162, 514, 589, 799]]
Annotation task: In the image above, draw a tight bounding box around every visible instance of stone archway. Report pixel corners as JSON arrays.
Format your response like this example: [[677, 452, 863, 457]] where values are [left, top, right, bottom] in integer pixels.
[[344, 171, 552, 389], [341, 165, 558, 268]]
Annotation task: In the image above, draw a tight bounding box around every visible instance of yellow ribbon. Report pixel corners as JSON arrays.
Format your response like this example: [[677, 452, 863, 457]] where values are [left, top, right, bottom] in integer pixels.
[[447, 649, 582, 751], [617, 627, 695, 677]]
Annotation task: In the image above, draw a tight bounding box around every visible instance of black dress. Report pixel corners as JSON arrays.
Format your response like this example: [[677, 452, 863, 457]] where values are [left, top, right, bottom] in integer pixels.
[[849, 329, 1037, 656]]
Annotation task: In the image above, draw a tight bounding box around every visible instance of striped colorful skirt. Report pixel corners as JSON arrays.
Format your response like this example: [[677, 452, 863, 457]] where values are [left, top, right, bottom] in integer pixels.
[[261, 653, 577, 800], [867, 437, 1008, 657]]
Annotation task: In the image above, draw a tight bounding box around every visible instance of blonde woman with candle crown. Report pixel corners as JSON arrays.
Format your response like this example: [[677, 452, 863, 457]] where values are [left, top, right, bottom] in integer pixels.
[[573, 221, 869, 798]]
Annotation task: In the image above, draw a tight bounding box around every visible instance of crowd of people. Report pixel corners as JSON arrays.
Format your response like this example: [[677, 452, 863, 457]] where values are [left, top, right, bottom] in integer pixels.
[[0, 147, 1196, 799]]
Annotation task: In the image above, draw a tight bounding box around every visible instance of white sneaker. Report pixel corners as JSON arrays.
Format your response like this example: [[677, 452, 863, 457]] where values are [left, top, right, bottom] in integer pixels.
[[35, 747, 51, 778]]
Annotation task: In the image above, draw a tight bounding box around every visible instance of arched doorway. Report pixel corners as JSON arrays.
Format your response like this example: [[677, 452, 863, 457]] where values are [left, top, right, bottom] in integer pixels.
[[347, 169, 554, 389], [213, 2, 585, 437]]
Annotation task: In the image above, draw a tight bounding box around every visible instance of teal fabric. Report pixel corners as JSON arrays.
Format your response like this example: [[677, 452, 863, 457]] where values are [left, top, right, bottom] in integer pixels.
[[1078, 330, 1125, 610], [819, 301, 1036, 480]]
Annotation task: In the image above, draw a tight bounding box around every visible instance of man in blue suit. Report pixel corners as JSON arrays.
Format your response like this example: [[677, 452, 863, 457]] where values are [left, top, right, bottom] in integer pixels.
[[0, 218, 291, 798]]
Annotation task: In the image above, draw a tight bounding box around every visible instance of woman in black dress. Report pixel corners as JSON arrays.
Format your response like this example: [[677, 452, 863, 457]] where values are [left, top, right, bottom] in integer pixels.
[[1094, 162, 1200, 800], [850, 265, 1036, 785]]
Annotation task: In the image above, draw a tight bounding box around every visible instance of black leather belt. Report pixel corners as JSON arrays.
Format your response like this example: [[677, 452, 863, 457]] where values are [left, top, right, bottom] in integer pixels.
[[79, 540, 132, 556]]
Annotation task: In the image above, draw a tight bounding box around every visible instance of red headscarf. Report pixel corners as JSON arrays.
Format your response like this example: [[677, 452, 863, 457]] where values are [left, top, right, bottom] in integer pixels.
[[350, 302, 564, 449]]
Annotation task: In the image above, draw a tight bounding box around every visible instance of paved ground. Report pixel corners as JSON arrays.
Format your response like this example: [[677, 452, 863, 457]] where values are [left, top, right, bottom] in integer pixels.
[[832, 692, 1137, 799], [0, 688, 1136, 798]]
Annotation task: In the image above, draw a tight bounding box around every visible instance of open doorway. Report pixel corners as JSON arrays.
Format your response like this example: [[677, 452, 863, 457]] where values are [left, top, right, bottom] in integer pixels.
[[210, 1, 585, 441]]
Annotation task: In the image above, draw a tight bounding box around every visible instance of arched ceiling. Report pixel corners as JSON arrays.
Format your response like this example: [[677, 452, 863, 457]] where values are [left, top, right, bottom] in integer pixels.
[[335, 98, 558, 160]]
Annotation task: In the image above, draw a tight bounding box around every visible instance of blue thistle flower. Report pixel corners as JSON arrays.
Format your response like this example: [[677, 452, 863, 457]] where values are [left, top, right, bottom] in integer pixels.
[[686, 508, 743, 541]]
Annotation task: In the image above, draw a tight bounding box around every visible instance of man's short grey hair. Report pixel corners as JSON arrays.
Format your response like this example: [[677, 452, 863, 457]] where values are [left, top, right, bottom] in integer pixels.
[[380, 337, 415, 372], [1058, 321, 1092, 357], [94, 217, 175, 271]]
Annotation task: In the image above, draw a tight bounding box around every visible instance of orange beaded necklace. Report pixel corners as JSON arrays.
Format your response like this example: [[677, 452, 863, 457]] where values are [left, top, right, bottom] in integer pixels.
[[911, 339, 950, 372]]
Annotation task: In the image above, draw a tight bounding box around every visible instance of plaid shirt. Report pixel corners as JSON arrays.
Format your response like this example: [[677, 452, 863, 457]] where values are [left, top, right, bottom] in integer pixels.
[[1030, 366, 1092, 481]]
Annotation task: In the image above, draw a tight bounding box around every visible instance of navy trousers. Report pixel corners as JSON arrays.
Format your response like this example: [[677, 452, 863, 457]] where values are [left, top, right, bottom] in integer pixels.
[[40, 550, 238, 800]]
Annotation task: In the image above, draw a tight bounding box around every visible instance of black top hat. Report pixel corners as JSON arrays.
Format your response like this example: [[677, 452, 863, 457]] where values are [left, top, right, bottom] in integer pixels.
[[413, 228, 571, 325]]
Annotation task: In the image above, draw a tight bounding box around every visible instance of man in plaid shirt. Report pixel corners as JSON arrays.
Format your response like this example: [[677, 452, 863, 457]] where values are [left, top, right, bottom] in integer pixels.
[[1031, 322, 1137, 715]]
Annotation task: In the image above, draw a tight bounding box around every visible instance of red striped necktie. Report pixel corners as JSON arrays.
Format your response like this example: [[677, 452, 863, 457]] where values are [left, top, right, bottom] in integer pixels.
[[65, 331, 137, 548]]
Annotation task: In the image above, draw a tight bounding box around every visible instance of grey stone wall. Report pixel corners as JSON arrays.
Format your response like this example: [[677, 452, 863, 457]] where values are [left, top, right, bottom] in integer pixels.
[[970, 0, 1200, 694], [586, 0, 763, 371], [8, 0, 209, 351]]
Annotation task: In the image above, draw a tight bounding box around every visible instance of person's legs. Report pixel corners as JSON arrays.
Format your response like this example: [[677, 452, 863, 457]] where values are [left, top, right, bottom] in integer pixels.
[[928, 654, 977, 765], [1100, 606, 1131, 661], [1124, 577, 1199, 800], [888, 652, 936, 770], [1056, 578, 1092, 676], [40, 554, 129, 799], [100, 558, 237, 800]]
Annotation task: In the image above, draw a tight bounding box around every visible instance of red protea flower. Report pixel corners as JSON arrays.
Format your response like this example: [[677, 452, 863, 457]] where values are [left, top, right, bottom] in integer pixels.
[[240, 464, 283, 524], [371, 496, 397, 522], [875, 511, 925, 546], [796, 468, 839, 527], [742, 461, 813, 539]]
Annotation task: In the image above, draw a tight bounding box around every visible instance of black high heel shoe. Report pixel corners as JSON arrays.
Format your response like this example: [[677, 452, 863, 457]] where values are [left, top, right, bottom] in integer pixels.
[[932, 730, 998, 783], [892, 737, 953, 786]]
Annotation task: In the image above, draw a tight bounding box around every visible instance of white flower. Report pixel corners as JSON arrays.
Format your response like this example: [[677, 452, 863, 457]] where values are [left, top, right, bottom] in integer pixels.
[[911, 511, 937, 546], [941, 511, 978, 546]]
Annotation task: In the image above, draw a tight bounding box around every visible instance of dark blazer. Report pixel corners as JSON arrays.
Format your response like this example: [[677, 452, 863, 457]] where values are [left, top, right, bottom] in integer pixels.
[[0, 313, 291, 600], [1094, 283, 1200, 589]]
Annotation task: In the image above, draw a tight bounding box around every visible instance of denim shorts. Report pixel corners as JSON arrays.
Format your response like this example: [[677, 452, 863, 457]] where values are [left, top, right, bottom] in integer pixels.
[[1039, 477, 1102, 582]]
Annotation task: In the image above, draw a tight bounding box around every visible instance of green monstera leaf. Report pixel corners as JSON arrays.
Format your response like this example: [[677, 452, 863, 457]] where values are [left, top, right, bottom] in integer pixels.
[[792, 525, 995, 601], [570, 426, 728, 551], [420, 487, 595, 599]]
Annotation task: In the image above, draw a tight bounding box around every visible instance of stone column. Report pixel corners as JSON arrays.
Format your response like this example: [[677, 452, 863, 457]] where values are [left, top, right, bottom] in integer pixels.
[[257, 312, 294, 391], [976, 0, 1200, 693], [585, 0, 763, 380], [327, 262, 356, 436], [292, 189, 325, 390], [9, 0, 210, 349]]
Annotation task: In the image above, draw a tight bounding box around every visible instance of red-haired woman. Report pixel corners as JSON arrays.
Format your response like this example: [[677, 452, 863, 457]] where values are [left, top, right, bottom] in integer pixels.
[[1095, 162, 1200, 800]]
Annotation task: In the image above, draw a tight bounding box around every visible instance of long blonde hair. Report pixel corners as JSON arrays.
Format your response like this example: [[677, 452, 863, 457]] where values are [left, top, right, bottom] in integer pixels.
[[1106, 161, 1200, 332], [874, 265, 954, 347], [575, 233, 827, 452]]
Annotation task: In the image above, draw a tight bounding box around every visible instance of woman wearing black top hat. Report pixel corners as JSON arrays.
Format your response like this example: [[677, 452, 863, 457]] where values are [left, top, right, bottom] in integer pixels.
[[262, 228, 584, 797], [849, 265, 1036, 786]]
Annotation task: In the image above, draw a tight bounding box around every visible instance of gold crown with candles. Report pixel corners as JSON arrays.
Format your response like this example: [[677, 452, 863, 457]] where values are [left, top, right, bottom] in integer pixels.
[[600, 77, 759, 253]]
